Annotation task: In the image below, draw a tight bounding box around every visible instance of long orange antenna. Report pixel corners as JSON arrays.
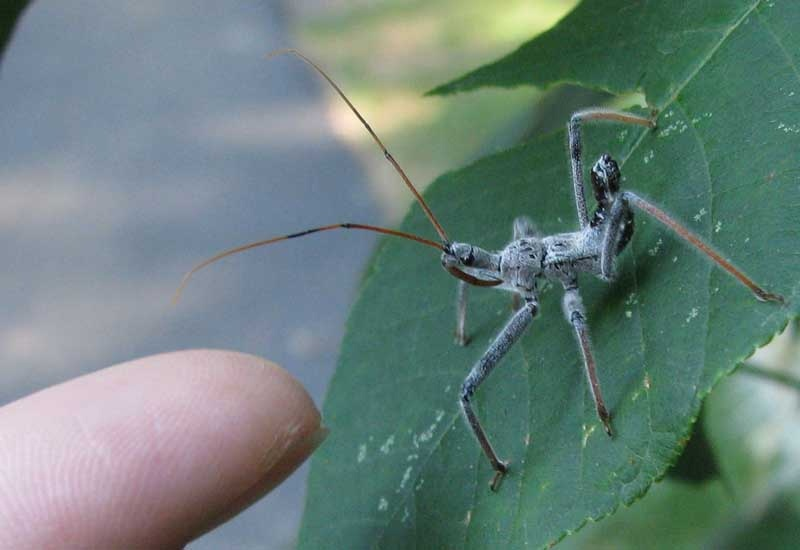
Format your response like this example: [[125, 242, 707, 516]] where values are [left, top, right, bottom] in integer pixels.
[[173, 223, 444, 303], [268, 48, 450, 244]]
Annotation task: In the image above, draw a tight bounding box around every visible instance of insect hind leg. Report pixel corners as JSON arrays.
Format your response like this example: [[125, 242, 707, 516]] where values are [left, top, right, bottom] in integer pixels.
[[622, 191, 785, 303], [562, 283, 613, 436]]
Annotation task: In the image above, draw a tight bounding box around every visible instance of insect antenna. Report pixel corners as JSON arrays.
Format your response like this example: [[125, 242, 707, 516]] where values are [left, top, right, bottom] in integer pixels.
[[173, 223, 444, 303], [268, 48, 450, 244]]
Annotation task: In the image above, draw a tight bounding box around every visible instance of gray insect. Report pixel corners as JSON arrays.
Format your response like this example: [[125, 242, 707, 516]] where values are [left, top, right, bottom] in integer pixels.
[[176, 50, 785, 491]]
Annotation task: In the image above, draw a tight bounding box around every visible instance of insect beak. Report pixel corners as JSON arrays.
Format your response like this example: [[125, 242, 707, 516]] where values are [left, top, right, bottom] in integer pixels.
[[444, 264, 503, 287]]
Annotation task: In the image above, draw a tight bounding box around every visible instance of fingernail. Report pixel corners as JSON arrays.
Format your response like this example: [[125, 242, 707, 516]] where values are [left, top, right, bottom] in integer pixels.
[[259, 421, 328, 491], [208, 423, 330, 532], [307, 424, 330, 454]]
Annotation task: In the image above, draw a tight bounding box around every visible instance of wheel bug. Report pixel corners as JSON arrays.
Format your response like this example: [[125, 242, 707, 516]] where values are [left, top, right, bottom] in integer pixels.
[[176, 49, 785, 492]]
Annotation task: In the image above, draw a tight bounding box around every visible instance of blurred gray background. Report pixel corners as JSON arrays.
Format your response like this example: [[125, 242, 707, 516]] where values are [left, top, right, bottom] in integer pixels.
[[1, 1, 378, 548]]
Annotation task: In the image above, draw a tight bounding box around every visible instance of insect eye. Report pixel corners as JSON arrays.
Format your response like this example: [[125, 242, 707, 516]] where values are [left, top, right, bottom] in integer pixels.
[[462, 248, 475, 266]]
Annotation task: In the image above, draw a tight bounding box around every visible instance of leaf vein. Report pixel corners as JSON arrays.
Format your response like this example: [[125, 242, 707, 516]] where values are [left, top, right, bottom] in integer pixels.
[[657, 0, 762, 108], [509, 344, 535, 544], [754, 8, 800, 86]]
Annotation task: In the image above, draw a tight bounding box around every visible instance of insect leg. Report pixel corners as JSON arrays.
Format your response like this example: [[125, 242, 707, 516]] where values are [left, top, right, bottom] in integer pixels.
[[568, 110, 654, 229], [511, 216, 540, 311], [455, 280, 469, 346], [511, 294, 523, 313], [599, 197, 633, 280], [622, 191, 785, 303], [460, 300, 538, 491], [513, 216, 539, 239], [562, 284, 613, 436]]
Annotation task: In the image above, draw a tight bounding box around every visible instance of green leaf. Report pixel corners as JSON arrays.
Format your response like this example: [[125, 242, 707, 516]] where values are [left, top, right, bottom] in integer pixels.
[[429, 0, 766, 105], [300, 1, 800, 547], [559, 335, 800, 549]]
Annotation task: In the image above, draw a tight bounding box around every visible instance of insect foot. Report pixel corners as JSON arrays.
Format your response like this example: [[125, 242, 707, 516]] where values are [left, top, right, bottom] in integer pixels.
[[490, 460, 509, 492], [598, 404, 613, 437], [753, 287, 786, 304]]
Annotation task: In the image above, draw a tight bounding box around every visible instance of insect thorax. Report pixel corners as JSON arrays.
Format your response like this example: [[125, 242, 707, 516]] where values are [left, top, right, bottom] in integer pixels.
[[499, 238, 546, 293]]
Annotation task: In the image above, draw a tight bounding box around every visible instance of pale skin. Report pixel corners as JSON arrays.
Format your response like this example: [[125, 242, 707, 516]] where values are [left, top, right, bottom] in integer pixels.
[[0, 349, 327, 549]]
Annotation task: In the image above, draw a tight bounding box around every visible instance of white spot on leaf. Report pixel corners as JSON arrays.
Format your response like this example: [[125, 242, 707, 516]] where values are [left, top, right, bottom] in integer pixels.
[[398, 466, 413, 491], [417, 409, 446, 445], [357, 444, 367, 463], [693, 208, 707, 222], [777, 122, 800, 134], [648, 238, 664, 256], [659, 119, 688, 137], [690, 112, 713, 125], [582, 424, 596, 448], [380, 435, 395, 455]]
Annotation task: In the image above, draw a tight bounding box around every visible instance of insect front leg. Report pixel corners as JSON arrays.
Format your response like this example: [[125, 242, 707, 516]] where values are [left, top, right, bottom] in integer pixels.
[[562, 283, 613, 436], [460, 299, 538, 491], [455, 280, 469, 346], [599, 195, 634, 280], [568, 110, 655, 229]]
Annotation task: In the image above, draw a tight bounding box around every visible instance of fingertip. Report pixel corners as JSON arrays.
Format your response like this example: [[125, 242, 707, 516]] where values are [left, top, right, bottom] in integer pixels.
[[0, 350, 324, 549]]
